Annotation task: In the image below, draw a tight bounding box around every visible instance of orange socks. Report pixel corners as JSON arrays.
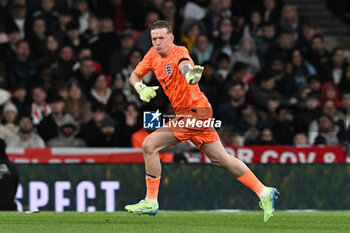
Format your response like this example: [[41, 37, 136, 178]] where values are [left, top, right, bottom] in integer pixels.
[[237, 170, 265, 196], [145, 176, 161, 201]]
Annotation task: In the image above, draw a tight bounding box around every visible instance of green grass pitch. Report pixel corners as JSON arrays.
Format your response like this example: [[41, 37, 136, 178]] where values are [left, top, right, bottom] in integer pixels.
[[1, 211, 350, 233]]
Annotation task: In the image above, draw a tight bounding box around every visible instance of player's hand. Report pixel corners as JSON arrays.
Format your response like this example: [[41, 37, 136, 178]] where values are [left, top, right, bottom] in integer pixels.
[[186, 65, 204, 85], [136, 83, 159, 102]]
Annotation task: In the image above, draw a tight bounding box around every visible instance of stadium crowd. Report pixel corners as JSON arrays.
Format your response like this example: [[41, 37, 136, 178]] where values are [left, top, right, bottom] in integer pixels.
[[0, 0, 349, 150]]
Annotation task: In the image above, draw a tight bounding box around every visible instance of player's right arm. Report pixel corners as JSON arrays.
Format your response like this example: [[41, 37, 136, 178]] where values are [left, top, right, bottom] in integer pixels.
[[130, 49, 159, 103], [176, 47, 204, 85]]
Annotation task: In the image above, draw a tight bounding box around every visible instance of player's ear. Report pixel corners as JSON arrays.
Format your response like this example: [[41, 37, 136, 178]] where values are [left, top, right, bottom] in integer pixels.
[[170, 33, 174, 42]]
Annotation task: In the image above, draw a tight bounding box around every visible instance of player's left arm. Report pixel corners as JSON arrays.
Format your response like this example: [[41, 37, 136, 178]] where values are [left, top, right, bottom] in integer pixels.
[[179, 62, 204, 85]]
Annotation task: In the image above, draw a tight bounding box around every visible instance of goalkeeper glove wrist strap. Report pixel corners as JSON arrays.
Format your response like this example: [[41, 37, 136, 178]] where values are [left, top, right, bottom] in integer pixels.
[[135, 81, 143, 93]]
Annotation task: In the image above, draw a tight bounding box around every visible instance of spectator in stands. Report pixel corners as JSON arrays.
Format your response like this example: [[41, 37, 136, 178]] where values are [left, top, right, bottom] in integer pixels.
[[339, 64, 350, 95], [214, 17, 241, 58], [57, 84, 69, 101], [102, 0, 128, 33], [219, 80, 247, 128], [4, 0, 31, 39], [118, 102, 142, 147], [107, 90, 127, 126], [1, 102, 19, 137], [327, 47, 347, 84], [51, 45, 75, 87], [109, 28, 135, 75], [78, 102, 106, 147], [0, 0, 11, 21], [202, 0, 224, 41], [231, 37, 260, 75], [30, 85, 51, 126], [0, 138, 19, 211], [7, 115, 45, 148], [261, 96, 280, 125], [247, 73, 282, 109], [63, 20, 88, 55], [120, 48, 152, 91], [244, 11, 263, 38], [308, 75, 322, 96], [72, 47, 102, 73], [221, 0, 233, 18], [42, 34, 60, 65], [264, 57, 297, 101], [90, 18, 119, 72], [290, 48, 317, 85], [47, 116, 86, 147], [161, 0, 182, 41], [135, 10, 160, 54], [320, 81, 342, 107], [219, 126, 242, 146], [248, 126, 278, 145], [27, 17, 47, 65], [293, 132, 309, 146], [180, 19, 204, 53], [235, 104, 265, 138], [294, 91, 320, 132], [83, 14, 99, 44], [271, 106, 295, 145], [224, 62, 249, 88], [33, 0, 59, 34], [92, 115, 122, 147], [73, 0, 91, 33], [57, 10, 73, 37], [262, 0, 281, 25], [265, 30, 295, 63], [1, 27, 20, 62], [304, 34, 330, 82], [89, 73, 112, 106], [65, 82, 92, 124], [112, 72, 141, 107], [192, 34, 214, 65], [314, 114, 342, 145], [37, 95, 73, 142], [308, 99, 343, 144], [298, 22, 317, 54], [33, 64, 55, 94], [6, 40, 36, 89], [10, 85, 29, 116], [72, 57, 97, 95], [255, 23, 277, 63], [281, 4, 299, 40], [215, 53, 231, 81]]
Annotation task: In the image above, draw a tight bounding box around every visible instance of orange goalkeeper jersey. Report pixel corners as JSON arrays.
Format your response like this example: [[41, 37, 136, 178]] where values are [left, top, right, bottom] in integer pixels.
[[135, 45, 211, 112]]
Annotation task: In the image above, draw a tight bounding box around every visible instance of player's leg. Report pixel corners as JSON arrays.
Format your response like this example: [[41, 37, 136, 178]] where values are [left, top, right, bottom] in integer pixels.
[[200, 140, 279, 222], [125, 127, 180, 215]]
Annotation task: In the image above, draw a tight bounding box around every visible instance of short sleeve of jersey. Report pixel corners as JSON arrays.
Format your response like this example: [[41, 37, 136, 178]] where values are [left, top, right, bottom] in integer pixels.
[[135, 48, 154, 77], [176, 46, 194, 67]]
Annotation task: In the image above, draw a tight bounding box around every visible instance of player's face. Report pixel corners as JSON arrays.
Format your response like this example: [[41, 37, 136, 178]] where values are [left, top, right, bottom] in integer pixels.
[[151, 28, 174, 57]]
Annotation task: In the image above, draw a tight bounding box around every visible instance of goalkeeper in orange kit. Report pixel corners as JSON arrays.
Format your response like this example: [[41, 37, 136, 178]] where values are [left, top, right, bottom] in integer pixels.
[[125, 20, 279, 222]]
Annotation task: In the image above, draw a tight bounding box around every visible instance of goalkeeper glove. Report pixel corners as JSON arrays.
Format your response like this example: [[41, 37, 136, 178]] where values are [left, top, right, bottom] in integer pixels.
[[135, 82, 159, 103], [186, 65, 204, 85]]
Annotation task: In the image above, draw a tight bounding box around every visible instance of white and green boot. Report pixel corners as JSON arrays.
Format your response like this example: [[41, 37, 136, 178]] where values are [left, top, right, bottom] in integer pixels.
[[259, 187, 279, 222], [125, 199, 159, 216]]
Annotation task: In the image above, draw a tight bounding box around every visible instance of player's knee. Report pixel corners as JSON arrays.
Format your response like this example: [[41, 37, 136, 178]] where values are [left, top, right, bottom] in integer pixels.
[[142, 137, 157, 155]]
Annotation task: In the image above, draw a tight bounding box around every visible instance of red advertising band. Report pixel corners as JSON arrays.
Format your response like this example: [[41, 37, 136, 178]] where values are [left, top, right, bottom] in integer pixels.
[[6, 146, 349, 164]]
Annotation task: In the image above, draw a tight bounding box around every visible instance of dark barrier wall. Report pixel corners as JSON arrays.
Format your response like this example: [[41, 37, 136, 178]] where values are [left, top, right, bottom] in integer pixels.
[[15, 164, 350, 211]]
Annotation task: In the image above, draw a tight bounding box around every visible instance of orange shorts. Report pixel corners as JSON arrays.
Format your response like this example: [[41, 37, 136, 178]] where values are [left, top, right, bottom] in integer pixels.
[[166, 108, 220, 148]]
